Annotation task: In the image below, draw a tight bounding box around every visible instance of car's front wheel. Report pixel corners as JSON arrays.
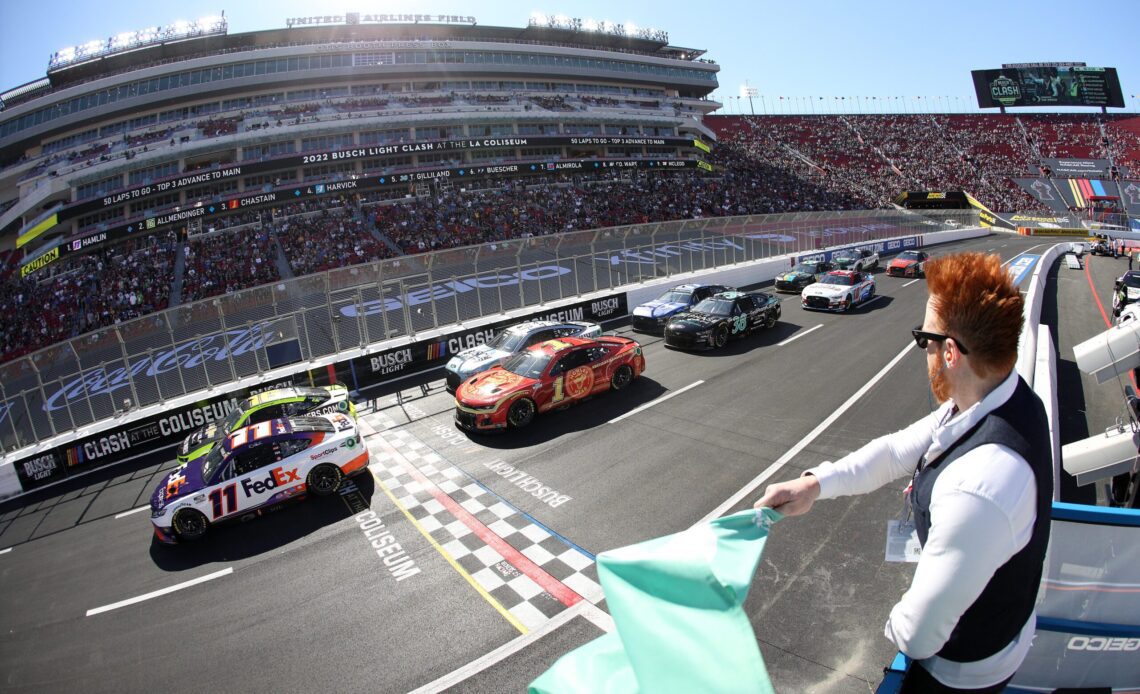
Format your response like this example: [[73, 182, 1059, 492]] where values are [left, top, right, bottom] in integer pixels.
[[507, 398, 536, 428], [611, 365, 633, 391], [843, 296, 854, 312], [172, 508, 209, 542], [307, 464, 343, 496], [713, 325, 729, 348]]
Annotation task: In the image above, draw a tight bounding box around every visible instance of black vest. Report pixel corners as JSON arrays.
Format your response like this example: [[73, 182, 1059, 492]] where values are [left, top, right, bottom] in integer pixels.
[[911, 375, 1053, 663]]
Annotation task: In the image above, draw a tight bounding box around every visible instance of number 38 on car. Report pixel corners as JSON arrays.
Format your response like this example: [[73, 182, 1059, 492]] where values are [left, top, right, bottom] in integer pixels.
[[150, 413, 368, 544], [454, 336, 645, 432]]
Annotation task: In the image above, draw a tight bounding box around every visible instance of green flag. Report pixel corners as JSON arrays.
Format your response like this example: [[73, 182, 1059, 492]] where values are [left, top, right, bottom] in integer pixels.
[[530, 508, 781, 694]]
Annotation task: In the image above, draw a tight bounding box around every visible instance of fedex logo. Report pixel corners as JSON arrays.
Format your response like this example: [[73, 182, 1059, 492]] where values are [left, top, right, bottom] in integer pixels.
[[242, 466, 300, 496]]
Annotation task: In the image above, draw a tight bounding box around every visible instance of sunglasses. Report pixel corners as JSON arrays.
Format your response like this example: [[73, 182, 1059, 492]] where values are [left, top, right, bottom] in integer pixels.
[[912, 326, 969, 354]]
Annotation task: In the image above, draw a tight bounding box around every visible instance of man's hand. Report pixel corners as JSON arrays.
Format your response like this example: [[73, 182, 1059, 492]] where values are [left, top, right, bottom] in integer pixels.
[[753, 474, 821, 517]]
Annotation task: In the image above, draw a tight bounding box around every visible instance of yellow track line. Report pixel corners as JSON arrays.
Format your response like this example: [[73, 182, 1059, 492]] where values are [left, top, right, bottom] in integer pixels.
[[369, 468, 528, 635]]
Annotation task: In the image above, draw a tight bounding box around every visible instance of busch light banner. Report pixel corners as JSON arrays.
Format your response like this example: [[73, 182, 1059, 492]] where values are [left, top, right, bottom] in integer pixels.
[[344, 293, 628, 389]]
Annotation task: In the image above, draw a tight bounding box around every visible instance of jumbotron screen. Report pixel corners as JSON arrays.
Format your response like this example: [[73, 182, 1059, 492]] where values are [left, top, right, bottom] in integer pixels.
[[971, 67, 1124, 108]]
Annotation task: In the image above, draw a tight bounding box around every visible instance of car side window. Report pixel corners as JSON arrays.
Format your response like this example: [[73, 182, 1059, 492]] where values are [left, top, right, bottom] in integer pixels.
[[586, 347, 609, 363], [553, 349, 590, 374], [694, 288, 711, 301], [233, 443, 274, 477], [526, 330, 556, 348], [275, 438, 311, 458], [250, 404, 284, 424]]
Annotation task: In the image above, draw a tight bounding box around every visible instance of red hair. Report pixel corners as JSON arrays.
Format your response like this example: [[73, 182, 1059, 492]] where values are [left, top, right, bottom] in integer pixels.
[[925, 252, 1023, 379]]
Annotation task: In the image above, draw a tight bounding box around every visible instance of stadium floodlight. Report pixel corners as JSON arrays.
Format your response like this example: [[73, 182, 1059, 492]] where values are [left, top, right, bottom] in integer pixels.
[[582, 19, 598, 32], [625, 22, 639, 37], [49, 15, 228, 71]]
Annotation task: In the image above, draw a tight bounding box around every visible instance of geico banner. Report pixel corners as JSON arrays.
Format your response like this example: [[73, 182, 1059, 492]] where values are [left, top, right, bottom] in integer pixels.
[[348, 293, 628, 388], [13, 377, 295, 492]]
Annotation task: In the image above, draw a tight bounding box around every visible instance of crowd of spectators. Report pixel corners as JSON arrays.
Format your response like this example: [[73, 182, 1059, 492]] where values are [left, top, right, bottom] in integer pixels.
[[180, 227, 281, 303], [3, 112, 1139, 364]]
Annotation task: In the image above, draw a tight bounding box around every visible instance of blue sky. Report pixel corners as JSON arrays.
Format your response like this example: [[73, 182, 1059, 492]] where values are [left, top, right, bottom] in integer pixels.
[[2, 0, 1138, 114]]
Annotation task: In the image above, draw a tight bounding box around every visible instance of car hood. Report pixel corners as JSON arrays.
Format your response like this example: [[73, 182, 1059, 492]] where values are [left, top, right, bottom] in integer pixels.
[[446, 345, 511, 374], [151, 460, 208, 510], [457, 368, 537, 406], [178, 423, 226, 456], [633, 299, 688, 318], [668, 312, 723, 331], [803, 283, 850, 298], [778, 271, 811, 282]]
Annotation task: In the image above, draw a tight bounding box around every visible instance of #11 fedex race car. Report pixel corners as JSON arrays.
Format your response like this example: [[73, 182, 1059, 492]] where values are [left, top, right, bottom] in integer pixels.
[[151, 413, 367, 544], [801, 270, 876, 312], [444, 320, 601, 392], [176, 384, 356, 466], [454, 336, 644, 432], [631, 283, 733, 333]]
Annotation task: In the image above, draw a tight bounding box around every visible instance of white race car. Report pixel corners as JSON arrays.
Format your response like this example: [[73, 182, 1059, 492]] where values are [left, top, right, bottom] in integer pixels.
[[150, 413, 367, 544], [444, 319, 601, 392], [801, 270, 876, 312]]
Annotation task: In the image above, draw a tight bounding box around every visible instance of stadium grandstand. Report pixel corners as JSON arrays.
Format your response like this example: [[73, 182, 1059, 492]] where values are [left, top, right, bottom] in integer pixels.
[[1, 12, 1139, 385]]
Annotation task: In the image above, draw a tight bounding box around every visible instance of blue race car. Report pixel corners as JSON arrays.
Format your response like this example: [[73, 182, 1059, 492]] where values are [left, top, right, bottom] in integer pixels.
[[631, 283, 733, 333]]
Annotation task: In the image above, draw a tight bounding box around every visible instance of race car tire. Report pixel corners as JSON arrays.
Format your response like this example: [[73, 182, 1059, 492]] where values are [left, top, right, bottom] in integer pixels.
[[172, 508, 209, 542], [843, 296, 853, 312], [714, 325, 729, 348], [307, 464, 343, 496], [507, 398, 537, 429], [764, 311, 778, 329], [611, 365, 633, 391]]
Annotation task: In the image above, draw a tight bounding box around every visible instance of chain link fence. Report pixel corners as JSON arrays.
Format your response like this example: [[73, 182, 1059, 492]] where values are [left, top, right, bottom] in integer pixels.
[[0, 209, 976, 452]]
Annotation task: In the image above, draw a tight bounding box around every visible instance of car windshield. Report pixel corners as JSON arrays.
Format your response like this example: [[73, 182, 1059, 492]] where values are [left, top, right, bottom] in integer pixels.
[[501, 351, 553, 379], [1122, 274, 1140, 289], [486, 330, 527, 352], [657, 290, 693, 304], [833, 252, 856, 262], [820, 274, 856, 286], [220, 406, 246, 432], [791, 263, 819, 274], [898, 251, 922, 261], [692, 298, 734, 316], [200, 445, 226, 482]]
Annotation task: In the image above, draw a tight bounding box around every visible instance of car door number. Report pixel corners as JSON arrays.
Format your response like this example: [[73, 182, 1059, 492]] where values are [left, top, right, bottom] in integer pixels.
[[732, 314, 748, 334], [208, 483, 238, 519]]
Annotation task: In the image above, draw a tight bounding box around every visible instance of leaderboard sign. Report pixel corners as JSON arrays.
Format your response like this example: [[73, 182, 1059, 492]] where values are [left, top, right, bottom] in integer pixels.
[[972, 66, 1124, 108], [60, 136, 705, 221], [33, 158, 706, 274]]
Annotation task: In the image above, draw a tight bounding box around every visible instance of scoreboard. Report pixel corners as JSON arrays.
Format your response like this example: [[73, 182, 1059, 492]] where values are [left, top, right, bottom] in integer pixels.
[[971, 66, 1124, 109]]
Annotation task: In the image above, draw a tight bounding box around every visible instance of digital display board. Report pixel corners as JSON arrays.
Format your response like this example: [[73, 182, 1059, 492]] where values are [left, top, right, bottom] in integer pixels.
[[972, 66, 1124, 108]]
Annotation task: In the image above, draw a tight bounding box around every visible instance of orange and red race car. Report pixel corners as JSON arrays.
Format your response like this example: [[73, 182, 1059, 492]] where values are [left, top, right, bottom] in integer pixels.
[[454, 335, 645, 432]]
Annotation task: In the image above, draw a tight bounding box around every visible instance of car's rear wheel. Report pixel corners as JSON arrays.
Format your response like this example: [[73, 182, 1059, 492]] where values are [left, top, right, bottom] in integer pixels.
[[172, 508, 209, 542], [714, 325, 729, 348], [507, 398, 536, 428], [765, 311, 778, 329], [307, 464, 343, 496], [611, 365, 633, 391]]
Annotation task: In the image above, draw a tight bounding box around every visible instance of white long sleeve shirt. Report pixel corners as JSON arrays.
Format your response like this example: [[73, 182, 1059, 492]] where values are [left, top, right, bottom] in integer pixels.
[[807, 370, 1039, 689]]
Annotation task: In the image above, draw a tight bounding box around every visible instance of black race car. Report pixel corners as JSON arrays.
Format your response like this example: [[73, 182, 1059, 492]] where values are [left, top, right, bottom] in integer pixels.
[[664, 291, 781, 351], [774, 260, 834, 293]]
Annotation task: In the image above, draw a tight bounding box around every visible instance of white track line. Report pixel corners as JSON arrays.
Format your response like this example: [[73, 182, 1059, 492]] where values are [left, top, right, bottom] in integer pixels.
[[608, 380, 704, 424], [700, 341, 915, 524], [115, 506, 150, 519], [86, 567, 233, 617], [777, 323, 822, 347], [407, 601, 614, 694], [0, 547, 10, 555], [903, 278, 922, 288]]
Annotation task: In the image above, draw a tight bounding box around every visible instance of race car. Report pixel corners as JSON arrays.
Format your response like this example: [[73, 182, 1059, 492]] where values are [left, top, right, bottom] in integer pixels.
[[631, 283, 733, 333], [887, 250, 930, 278], [444, 319, 601, 392], [151, 413, 368, 544], [454, 335, 645, 432], [774, 260, 834, 294], [176, 384, 356, 466], [663, 291, 782, 351], [801, 270, 876, 312], [1090, 240, 1118, 257], [832, 248, 879, 272], [1112, 271, 1140, 317]]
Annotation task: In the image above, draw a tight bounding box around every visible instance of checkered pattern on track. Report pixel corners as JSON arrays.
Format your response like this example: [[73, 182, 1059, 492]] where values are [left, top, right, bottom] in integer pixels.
[[360, 411, 602, 630]]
